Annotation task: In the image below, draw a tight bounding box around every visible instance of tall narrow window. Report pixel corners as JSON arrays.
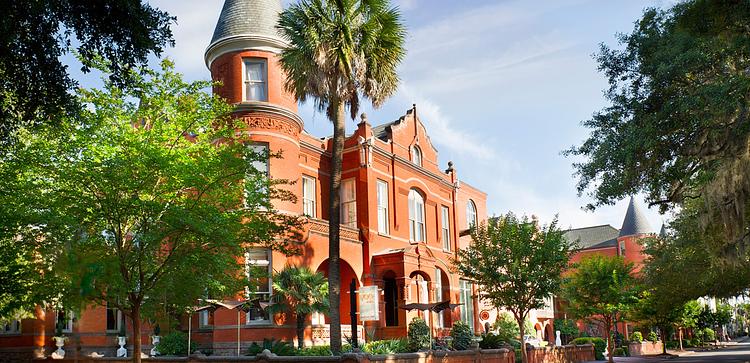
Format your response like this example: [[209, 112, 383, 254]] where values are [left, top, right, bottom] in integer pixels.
[[341, 179, 357, 228], [302, 175, 316, 217], [376, 180, 389, 234], [56, 311, 74, 333], [408, 189, 425, 242], [245, 249, 272, 323], [1, 320, 20, 334], [243, 59, 267, 101], [199, 310, 210, 327], [441, 206, 451, 251], [411, 145, 422, 166], [459, 279, 474, 331], [434, 268, 444, 328], [245, 143, 269, 208], [466, 200, 477, 229], [106, 303, 123, 332]]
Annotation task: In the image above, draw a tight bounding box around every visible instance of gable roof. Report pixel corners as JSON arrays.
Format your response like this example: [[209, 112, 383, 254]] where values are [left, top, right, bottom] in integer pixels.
[[564, 224, 620, 250], [619, 196, 653, 237]]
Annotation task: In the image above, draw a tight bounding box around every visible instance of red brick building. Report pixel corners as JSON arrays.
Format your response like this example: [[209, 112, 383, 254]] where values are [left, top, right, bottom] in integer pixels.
[[0, 0, 494, 358]]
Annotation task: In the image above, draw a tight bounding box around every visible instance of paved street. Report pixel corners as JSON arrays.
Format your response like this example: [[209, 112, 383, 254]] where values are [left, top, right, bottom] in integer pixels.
[[588, 339, 750, 363]]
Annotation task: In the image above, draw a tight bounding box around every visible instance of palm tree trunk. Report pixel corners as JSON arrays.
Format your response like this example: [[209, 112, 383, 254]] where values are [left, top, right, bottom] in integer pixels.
[[328, 101, 346, 354], [297, 313, 306, 349]]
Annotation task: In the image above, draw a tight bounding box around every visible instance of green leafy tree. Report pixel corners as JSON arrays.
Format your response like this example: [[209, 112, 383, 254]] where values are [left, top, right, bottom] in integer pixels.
[[675, 300, 702, 350], [553, 318, 580, 344], [631, 290, 679, 355], [0, 59, 303, 362], [563, 256, 639, 363], [454, 213, 574, 363], [565, 0, 750, 262], [1, 0, 175, 147], [267, 266, 329, 349], [277, 0, 406, 354]]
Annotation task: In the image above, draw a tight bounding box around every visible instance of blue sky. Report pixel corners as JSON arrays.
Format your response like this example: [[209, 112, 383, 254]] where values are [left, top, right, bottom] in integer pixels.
[[73, 0, 676, 230]]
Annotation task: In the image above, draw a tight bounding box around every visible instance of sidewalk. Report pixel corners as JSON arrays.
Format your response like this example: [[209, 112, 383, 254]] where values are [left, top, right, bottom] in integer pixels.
[[583, 336, 750, 363]]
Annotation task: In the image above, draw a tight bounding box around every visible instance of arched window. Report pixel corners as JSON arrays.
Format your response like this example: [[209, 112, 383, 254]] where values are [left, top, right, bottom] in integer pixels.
[[466, 200, 477, 228], [411, 145, 422, 166], [408, 189, 425, 242]]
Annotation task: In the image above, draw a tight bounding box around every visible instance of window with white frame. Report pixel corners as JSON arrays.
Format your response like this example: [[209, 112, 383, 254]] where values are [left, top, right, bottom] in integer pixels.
[[340, 179, 357, 228], [441, 206, 451, 251], [245, 143, 269, 208], [243, 58, 267, 101], [1, 320, 20, 334], [434, 268, 444, 328], [408, 189, 425, 242], [199, 310, 211, 327], [302, 175, 316, 217], [55, 311, 74, 333], [466, 200, 477, 229], [106, 303, 124, 332], [245, 249, 272, 323], [459, 279, 474, 331], [411, 145, 422, 166], [376, 180, 389, 234]]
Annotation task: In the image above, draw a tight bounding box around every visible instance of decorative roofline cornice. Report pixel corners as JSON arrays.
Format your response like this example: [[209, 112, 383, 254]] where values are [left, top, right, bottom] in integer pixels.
[[232, 102, 304, 132], [205, 34, 289, 68]]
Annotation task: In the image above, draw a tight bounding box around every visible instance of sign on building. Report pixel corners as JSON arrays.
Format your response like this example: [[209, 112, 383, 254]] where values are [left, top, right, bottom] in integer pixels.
[[358, 285, 380, 321]]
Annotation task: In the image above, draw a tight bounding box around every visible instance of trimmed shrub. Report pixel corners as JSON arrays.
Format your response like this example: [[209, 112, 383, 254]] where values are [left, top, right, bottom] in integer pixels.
[[703, 328, 716, 342], [572, 337, 606, 360], [247, 338, 296, 356], [450, 321, 474, 350], [630, 331, 643, 343], [155, 332, 197, 356], [647, 331, 658, 343], [407, 317, 430, 351], [479, 332, 505, 349], [363, 339, 409, 354], [665, 340, 679, 349], [613, 347, 627, 356], [297, 345, 332, 356]]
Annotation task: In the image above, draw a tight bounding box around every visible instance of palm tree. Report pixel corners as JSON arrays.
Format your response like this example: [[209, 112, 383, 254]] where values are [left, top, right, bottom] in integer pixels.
[[268, 266, 329, 349], [277, 0, 406, 354]]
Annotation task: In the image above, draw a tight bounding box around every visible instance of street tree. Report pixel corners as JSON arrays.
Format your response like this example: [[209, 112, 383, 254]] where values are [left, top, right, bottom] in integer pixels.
[[0, 59, 303, 362], [454, 213, 574, 363], [277, 0, 406, 353], [1, 0, 175, 147], [565, 0, 750, 262], [563, 255, 639, 363], [267, 266, 329, 349]]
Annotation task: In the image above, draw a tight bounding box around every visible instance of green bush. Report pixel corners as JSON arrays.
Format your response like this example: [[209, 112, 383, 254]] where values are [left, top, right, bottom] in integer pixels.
[[571, 337, 606, 360], [630, 331, 643, 343], [363, 339, 409, 354], [703, 328, 716, 342], [450, 321, 474, 351], [665, 340, 679, 349], [613, 347, 627, 356], [479, 333, 505, 349], [647, 331, 658, 343], [247, 338, 296, 356], [155, 332, 197, 356], [296, 345, 332, 356], [407, 317, 430, 352]]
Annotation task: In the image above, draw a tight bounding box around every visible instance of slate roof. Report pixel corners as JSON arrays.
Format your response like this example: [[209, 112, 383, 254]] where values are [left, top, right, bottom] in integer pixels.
[[372, 120, 397, 141], [619, 196, 653, 237], [209, 0, 284, 46], [563, 224, 620, 250]]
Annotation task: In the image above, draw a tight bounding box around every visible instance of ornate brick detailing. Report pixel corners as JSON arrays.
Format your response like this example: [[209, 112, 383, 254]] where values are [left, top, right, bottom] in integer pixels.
[[241, 116, 300, 137], [308, 218, 360, 243]]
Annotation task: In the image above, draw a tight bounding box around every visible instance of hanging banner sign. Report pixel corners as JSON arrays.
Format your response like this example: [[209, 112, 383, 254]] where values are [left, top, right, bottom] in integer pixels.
[[358, 285, 380, 321]]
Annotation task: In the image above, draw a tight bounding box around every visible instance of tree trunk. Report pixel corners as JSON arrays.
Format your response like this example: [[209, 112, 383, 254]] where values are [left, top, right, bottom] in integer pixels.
[[297, 313, 306, 349], [132, 305, 142, 363], [328, 102, 346, 354], [679, 328, 684, 351], [517, 315, 527, 363], [661, 328, 668, 354], [605, 319, 614, 363]]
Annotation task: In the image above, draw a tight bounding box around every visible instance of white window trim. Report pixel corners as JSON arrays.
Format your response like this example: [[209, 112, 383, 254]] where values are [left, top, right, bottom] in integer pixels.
[[244, 142, 270, 210], [441, 205, 451, 251], [199, 310, 211, 327], [340, 178, 357, 228], [459, 279, 474, 331], [376, 180, 389, 235], [302, 175, 316, 218], [242, 58, 268, 102], [0, 320, 21, 335], [245, 249, 272, 325], [411, 145, 422, 166], [56, 311, 74, 333], [105, 306, 124, 332], [466, 200, 477, 229], [408, 189, 425, 242]]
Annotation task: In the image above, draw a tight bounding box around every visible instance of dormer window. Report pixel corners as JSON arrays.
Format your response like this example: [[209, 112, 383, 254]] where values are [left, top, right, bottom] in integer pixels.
[[411, 145, 422, 166], [244, 58, 267, 101]]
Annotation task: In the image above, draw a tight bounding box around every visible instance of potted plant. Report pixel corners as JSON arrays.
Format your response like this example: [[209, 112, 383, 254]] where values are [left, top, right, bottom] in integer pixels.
[[51, 320, 67, 359], [116, 323, 127, 357], [150, 324, 161, 356]]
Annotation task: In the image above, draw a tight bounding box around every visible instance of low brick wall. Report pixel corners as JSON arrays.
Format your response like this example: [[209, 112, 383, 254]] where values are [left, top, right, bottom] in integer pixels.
[[526, 344, 596, 363], [628, 341, 663, 356]]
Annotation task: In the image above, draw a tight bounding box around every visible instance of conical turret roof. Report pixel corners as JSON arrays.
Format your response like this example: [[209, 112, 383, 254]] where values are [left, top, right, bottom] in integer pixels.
[[619, 197, 653, 237], [205, 0, 287, 67]]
